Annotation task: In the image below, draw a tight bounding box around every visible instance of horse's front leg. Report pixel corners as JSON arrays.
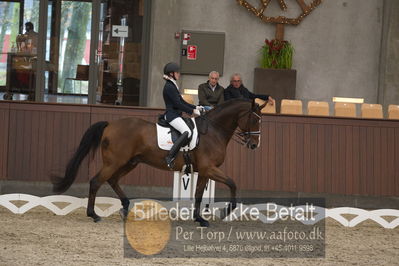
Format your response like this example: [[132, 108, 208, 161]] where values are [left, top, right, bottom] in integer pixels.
[[204, 167, 237, 220], [193, 175, 210, 227]]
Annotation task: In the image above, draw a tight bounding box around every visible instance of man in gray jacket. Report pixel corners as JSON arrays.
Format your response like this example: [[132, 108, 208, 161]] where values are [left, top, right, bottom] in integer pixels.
[[198, 71, 224, 110]]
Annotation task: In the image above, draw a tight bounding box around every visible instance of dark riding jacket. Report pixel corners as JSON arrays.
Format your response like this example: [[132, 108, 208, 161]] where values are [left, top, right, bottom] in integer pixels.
[[163, 79, 196, 122], [224, 84, 269, 101]]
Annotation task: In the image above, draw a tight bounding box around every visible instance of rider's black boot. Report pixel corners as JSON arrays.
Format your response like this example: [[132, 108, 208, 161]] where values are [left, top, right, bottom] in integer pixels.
[[165, 132, 189, 169]]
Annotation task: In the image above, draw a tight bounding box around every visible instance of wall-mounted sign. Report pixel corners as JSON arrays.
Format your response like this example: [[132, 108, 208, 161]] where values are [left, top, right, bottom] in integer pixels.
[[187, 45, 197, 60], [182, 33, 191, 45], [181, 48, 187, 56], [112, 25, 128, 38]]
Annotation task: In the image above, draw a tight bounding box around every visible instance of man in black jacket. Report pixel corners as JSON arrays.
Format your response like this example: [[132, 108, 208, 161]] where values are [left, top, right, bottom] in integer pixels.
[[224, 73, 274, 105]]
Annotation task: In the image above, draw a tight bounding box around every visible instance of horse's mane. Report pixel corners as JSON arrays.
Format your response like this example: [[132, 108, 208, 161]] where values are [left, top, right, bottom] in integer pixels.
[[205, 98, 252, 116]]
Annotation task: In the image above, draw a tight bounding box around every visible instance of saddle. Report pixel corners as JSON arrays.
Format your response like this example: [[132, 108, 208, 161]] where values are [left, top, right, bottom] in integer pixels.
[[157, 115, 195, 144], [157, 115, 199, 174]]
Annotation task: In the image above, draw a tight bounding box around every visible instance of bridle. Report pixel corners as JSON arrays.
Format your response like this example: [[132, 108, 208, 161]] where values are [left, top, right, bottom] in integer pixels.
[[236, 110, 261, 146], [199, 106, 262, 146]]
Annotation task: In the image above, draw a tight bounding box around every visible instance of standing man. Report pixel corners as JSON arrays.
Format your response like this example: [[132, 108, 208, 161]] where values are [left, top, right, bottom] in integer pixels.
[[224, 73, 274, 104], [24, 22, 38, 54], [198, 71, 224, 110]]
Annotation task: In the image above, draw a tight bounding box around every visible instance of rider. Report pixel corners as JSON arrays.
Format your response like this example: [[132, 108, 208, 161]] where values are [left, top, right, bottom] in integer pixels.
[[162, 62, 202, 168]]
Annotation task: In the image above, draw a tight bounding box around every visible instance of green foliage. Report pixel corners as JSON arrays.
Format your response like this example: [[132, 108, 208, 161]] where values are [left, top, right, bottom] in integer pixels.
[[260, 39, 294, 69]]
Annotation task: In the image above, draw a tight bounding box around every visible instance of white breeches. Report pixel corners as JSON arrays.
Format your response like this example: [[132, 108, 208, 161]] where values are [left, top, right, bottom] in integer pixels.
[[169, 117, 192, 138]]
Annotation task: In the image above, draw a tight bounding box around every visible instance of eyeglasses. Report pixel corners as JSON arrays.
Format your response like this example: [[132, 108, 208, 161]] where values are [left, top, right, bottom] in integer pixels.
[[232, 80, 241, 82]]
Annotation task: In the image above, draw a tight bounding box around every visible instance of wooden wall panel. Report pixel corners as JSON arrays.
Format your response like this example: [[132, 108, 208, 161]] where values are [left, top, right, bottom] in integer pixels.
[[323, 125, 332, 194], [386, 128, 395, 195], [351, 127, 360, 195], [380, 128, 388, 196], [317, 125, 325, 193], [295, 123, 304, 193], [1, 101, 399, 197], [7, 103, 91, 183], [338, 126, 346, 195], [303, 124, 311, 193], [0, 103, 10, 179], [275, 122, 283, 191], [395, 128, 399, 196], [373, 127, 381, 195], [366, 127, 374, 195], [359, 127, 368, 195], [310, 125, 318, 193]]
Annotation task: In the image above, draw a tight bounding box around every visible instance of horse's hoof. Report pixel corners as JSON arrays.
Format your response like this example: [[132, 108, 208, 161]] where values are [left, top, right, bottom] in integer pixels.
[[89, 215, 102, 223], [199, 220, 209, 227], [219, 208, 227, 220], [195, 217, 209, 227], [119, 208, 128, 220]]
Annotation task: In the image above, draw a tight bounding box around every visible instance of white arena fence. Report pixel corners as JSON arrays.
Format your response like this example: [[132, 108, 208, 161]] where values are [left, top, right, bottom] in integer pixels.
[[0, 194, 398, 229]]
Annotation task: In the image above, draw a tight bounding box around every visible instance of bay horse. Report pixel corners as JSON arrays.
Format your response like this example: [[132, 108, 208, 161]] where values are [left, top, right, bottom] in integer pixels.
[[52, 99, 266, 227]]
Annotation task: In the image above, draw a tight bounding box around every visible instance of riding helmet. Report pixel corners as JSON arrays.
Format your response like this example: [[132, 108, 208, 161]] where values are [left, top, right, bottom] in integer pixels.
[[163, 62, 180, 75]]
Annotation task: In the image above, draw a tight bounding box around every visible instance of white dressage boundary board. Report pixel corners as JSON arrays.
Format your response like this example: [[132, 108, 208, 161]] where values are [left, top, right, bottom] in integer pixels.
[[0, 194, 398, 229]]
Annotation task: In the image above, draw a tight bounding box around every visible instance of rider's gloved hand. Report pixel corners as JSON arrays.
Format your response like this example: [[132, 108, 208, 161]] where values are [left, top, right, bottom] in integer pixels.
[[193, 109, 201, 116], [196, 105, 205, 112]]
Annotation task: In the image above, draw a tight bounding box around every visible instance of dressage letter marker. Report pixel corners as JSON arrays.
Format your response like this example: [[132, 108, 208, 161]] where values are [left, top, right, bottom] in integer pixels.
[[173, 172, 215, 205]]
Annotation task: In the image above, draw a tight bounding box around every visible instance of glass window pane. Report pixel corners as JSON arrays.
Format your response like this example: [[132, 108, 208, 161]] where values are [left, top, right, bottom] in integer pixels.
[[23, 0, 40, 32], [0, 2, 21, 87], [58, 1, 92, 95]]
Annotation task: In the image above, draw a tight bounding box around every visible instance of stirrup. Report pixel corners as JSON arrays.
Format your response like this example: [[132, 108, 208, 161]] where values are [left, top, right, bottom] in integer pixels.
[[165, 156, 175, 169]]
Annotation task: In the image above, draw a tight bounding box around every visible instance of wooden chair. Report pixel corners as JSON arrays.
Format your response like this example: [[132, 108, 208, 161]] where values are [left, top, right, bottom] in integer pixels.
[[388, 105, 399, 119], [281, 99, 303, 115], [334, 102, 356, 118], [63, 65, 89, 94], [182, 94, 195, 105], [307, 101, 329, 116], [255, 98, 276, 114], [361, 104, 383, 119]]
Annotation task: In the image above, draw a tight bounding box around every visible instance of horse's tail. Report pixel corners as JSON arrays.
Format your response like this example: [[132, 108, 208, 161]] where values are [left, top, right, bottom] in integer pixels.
[[52, 121, 109, 194]]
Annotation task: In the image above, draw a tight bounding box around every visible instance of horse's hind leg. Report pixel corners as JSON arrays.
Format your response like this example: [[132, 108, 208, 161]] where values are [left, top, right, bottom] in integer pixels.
[[107, 159, 139, 219], [87, 165, 121, 222]]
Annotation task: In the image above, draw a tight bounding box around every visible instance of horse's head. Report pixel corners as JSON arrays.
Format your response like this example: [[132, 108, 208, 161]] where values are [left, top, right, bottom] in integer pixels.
[[236, 100, 266, 150], [202, 99, 267, 149]]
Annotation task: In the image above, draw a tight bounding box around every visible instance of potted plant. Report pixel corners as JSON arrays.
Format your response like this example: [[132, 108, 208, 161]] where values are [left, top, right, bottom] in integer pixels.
[[261, 39, 294, 69], [254, 39, 297, 112]]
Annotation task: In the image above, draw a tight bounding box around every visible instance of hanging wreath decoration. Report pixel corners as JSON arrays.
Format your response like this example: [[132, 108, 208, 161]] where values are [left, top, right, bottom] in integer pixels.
[[237, 0, 323, 40], [237, 0, 322, 25]]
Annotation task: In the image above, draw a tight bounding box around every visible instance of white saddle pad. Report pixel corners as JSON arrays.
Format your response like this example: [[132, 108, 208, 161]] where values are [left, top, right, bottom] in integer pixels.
[[156, 118, 198, 151]]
